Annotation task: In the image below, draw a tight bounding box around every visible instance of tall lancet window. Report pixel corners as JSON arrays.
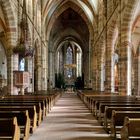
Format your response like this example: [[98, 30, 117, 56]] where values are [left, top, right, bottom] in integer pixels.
[[66, 46, 73, 77], [19, 58, 25, 71]]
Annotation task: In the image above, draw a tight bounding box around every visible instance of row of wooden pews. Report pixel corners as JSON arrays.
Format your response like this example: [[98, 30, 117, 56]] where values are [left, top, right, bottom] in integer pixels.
[[0, 90, 62, 140], [77, 90, 140, 140]]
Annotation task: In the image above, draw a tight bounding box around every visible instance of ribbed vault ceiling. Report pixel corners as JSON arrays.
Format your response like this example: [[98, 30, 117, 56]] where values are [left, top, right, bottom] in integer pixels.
[[42, 0, 98, 26], [43, 0, 97, 52]]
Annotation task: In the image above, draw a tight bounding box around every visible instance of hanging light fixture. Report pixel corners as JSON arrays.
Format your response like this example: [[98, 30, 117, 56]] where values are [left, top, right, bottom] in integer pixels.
[[13, 0, 34, 57]]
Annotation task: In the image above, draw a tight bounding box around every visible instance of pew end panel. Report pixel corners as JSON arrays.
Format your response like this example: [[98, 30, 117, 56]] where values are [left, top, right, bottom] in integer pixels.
[[121, 117, 140, 140], [0, 117, 20, 140]]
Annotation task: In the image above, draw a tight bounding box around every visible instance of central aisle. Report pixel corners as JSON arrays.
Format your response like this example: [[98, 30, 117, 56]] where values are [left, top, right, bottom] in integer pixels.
[[29, 93, 111, 140]]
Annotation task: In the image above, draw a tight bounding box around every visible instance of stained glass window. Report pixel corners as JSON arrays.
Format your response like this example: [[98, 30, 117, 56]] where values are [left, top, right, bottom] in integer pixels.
[[66, 47, 72, 77], [19, 58, 25, 71]]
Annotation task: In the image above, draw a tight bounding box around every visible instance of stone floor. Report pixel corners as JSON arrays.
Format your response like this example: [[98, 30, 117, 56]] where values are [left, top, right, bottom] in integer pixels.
[[29, 93, 111, 140]]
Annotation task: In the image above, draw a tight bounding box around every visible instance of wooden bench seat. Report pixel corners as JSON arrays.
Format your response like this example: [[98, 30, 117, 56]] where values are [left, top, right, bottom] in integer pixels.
[[95, 98, 137, 112], [97, 103, 140, 120], [0, 110, 30, 140], [93, 96, 137, 113], [1, 95, 53, 114], [0, 106, 37, 133], [0, 117, 20, 140], [121, 117, 140, 140], [110, 111, 140, 139], [95, 101, 139, 117], [1, 99, 46, 116], [103, 106, 140, 132], [85, 95, 136, 113], [0, 102, 42, 126], [0, 93, 61, 112]]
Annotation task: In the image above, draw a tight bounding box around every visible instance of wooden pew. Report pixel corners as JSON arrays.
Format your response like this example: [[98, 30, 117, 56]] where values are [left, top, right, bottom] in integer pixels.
[[0, 99, 45, 118], [94, 97, 137, 116], [96, 101, 140, 122], [0, 102, 41, 126], [110, 111, 140, 139], [0, 93, 61, 123], [97, 103, 140, 121], [0, 110, 30, 140], [84, 95, 136, 113], [0, 106, 37, 133], [0, 117, 20, 140], [1, 94, 54, 114], [103, 106, 140, 132], [1, 92, 61, 109], [121, 117, 140, 140]]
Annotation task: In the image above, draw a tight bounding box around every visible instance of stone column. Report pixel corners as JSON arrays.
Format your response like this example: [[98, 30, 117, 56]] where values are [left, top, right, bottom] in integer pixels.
[[118, 41, 131, 95], [138, 54, 140, 95], [105, 35, 112, 92], [96, 43, 101, 91], [41, 45, 47, 91], [7, 48, 14, 95], [13, 54, 19, 94], [96, 35, 105, 91], [111, 53, 115, 93], [133, 55, 138, 95], [36, 45, 42, 91], [100, 37, 106, 92], [92, 43, 98, 90], [89, 39, 93, 88], [49, 50, 55, 88], [83, 49, 89, 87], [133, 47, 140, 95], [26, 57, 33, 92], [45, 41, 49, 90], [101, 62, 105, 91]]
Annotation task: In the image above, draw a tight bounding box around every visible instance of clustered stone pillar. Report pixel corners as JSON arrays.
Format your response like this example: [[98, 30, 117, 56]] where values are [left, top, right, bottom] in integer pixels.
[[7, 48, 14, 95], [41, 46, 47, 91], [26, 58, 33, 92], [133, 54, 138, 95], [49, 50, 55, 88], [118, 41, 131, 95], [36, 45, 42, 92]]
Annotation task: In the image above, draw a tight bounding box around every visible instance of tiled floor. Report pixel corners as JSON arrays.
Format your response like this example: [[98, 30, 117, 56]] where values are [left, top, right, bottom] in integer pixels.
[[29, 93, 111, 140]]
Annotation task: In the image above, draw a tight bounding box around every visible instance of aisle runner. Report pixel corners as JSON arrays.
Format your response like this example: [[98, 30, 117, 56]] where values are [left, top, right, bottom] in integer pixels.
[[29, 93, 111, 140]]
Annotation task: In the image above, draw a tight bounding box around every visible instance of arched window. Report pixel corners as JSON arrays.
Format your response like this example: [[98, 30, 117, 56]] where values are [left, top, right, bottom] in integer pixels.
[[19, 58, 25, 71], [66, 47, 73, 77], [66, 46, 72, 64]]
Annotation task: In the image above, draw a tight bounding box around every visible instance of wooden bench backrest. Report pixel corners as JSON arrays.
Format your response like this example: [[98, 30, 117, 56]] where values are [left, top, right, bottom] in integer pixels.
[[100, 103, 140, 114], [0, 118, 16, 136], [105, 106, 140, 119], [129, 120, 140, 136], [121, 117, 140, 140], [97, 100, 137, 110], [0, 105, 37, 131], [0, 100, 46, 118], [0, 110, 30, 139], [92, 96, 136, 110], [0, 117, 20, 140], [112, 111, 140, 126], [0, 110, 28, 125]]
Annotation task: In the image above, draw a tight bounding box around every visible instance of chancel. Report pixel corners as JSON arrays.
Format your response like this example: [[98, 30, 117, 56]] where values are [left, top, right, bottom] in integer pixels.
[[0, 0, 140, 140]]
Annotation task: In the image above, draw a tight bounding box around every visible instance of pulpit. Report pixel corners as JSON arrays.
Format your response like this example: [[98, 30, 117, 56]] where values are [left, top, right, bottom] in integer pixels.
[[13, 71, 29, 95]]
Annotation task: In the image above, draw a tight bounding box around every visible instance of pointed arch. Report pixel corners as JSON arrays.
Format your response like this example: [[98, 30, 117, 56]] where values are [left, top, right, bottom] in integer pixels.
[[1, 0, 17, 46], [44, 1, 94, 41]]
